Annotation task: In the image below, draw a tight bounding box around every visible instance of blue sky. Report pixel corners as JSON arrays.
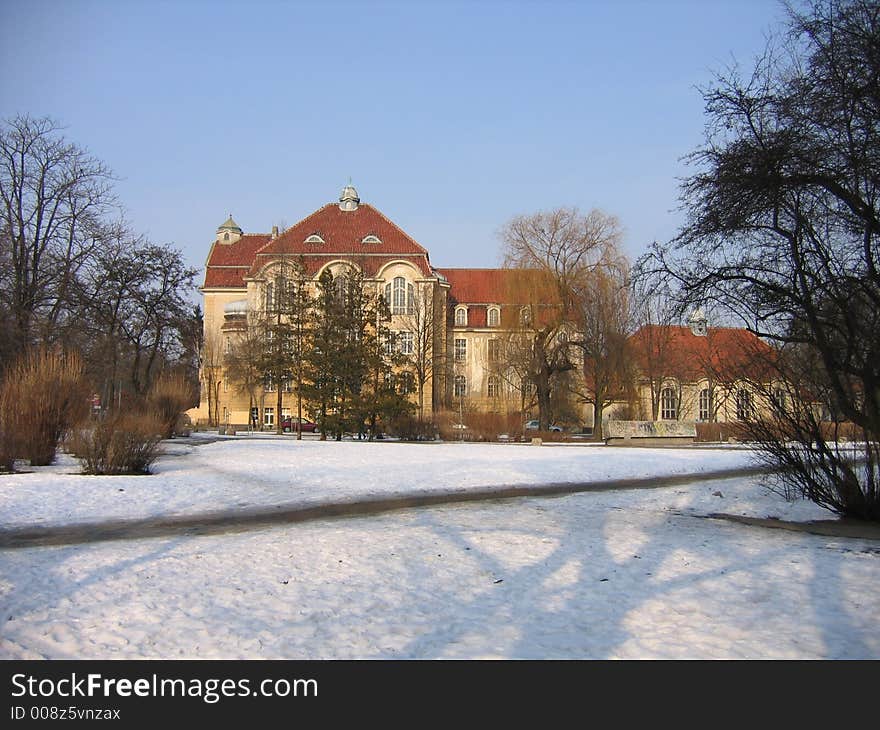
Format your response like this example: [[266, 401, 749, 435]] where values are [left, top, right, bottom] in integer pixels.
[[1, 0, 789, 287]]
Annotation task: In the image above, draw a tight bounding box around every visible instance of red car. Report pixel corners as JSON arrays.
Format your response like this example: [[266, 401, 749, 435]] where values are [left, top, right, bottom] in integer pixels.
[[281, 416, 318, 433]]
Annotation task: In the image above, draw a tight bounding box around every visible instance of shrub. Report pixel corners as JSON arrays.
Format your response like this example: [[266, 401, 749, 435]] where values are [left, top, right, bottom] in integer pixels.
[[388, 414, 437, 441], [68, 412, 164, 475], [147, 372, 195, 439], [0, 347, 90, 467]]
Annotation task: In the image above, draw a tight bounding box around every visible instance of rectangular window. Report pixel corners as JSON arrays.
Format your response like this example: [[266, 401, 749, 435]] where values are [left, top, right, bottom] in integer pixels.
[[264, 373, 276, 392], [263, 407, 274, 427], [454, 338, 467, 362], [488, 339, 500, 363], [487, 376, 500, 398], [454, 375, 467, 398], [398, 331, 414, 355]]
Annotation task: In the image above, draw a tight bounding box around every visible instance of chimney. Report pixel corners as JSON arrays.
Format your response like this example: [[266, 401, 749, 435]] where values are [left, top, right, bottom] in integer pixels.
[[271, 225, 279, 239]]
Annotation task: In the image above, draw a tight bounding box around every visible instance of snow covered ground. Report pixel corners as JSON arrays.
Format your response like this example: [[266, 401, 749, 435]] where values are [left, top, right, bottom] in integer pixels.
[[1, 435, 878, 659]]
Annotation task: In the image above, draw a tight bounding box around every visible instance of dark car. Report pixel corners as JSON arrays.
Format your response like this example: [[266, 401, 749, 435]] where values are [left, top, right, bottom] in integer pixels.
[[281, 416, 318, 433]]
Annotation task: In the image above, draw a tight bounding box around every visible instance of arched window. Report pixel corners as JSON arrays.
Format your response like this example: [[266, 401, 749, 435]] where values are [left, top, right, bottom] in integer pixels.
[[487, 307, 500, 327], [736, 389, 752, 421], [660, 387, 677, 420], [699, 388, 711, 421], [265, 281, 274, 310], [520, 306, 532, 326], [334, 273, 349, 304], [455, 307, 467, 326], [454, 375, 467, 398], [385, 276, 413, 315], [487, 375, 500, 398]]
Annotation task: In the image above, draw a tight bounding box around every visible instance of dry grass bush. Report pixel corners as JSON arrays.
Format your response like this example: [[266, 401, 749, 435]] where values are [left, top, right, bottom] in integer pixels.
[[147, 372, 195, 439], [435, 410, 533, 442], [0, 347, 90, 467], [0, 386, 16, 472], [68, 412, 164, 475]]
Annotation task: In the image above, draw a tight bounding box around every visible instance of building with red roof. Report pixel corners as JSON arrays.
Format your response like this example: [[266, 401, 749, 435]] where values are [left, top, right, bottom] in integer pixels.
[[195, 185, 553, 428], [626, 310, 779, 427]]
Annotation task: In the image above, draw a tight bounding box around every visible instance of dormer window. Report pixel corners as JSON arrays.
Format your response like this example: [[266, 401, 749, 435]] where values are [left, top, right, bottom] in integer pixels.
[[304, 233, 325, 244], [454, 306, 468, 327], [487, 306, 500, 327], [519, 306, 532, 326], [361, 234, 382, 244]]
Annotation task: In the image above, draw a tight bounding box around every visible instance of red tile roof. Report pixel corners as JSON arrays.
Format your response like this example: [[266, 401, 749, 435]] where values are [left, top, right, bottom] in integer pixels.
[[255, 203, 430, 258], [203, 204, 435, 286], [438, 268, 558, 305], [203, 234, 271, 288], [629, 325, 775, 382]]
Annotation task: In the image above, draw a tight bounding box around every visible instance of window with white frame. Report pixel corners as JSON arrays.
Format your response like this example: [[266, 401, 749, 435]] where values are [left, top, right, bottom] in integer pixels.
[[384, 276, 414, 315], [487, 375, 500, 398], [660, 387, 678, 420], [736, 388, 752, 421], [263, 407, 275, 427], [454, 338, 467, 362], [453, 374, 467, 398], [699, 388, 711, 421], [384, 332, 396, 355], [282, 373, 294, 392], [487, 307, 500, 327], [264, 372, 276, 392], [454, 307, 467, 326], [398, 331, 414, 355]]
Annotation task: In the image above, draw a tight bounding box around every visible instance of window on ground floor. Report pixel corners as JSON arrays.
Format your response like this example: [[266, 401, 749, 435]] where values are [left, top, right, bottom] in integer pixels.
[[454, 374, 467, 398], [736, 388, 752, 421], [699, 388, 711, 421], [660, 387, 678, 420], [264, 407, 274, 427]]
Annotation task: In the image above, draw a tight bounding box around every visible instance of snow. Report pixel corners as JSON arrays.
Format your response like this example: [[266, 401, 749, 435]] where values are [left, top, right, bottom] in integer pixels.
[[1, 435, 878, 659]]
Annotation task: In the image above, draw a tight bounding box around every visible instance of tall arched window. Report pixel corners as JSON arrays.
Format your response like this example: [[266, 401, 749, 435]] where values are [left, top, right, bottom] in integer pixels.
[[736, 389, 752, 421], [699, 388, 711, 421], [487, 307, 500, 327], [660, 387, 678, 420], [385, 276, 413, 315], [454, 375, 467, 398], [265, 281, 274, 310]]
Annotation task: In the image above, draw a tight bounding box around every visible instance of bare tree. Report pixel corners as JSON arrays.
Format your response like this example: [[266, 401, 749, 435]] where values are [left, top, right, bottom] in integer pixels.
[[0, 115, 117, 360], [646, 0, 880, 519], [396, 282, 436, 420], [568, 258, 632, 439], [500, 207, 626, 435]]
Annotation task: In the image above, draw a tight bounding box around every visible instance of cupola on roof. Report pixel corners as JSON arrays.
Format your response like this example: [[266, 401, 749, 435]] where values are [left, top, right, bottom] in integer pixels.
[[339, 184, 360, 211], [218, 214, 242, 233]]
